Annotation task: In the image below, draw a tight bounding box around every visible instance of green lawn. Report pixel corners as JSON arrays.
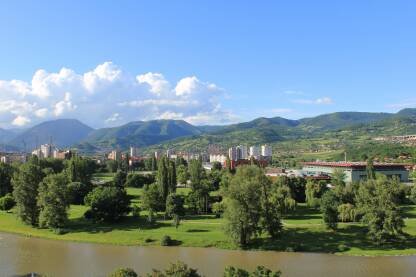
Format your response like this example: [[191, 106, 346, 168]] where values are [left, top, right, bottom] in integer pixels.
[[1, 188, 416, 256]]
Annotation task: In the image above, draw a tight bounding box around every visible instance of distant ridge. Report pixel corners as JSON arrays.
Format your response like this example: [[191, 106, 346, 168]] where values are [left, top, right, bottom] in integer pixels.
[[9, 119, 93, 150]]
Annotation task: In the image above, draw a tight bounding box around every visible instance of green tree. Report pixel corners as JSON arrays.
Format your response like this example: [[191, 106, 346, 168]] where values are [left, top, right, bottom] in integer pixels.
[[114, 170, 127, 188], [332, 169, 346, 187], [305, 180, 327, 208], [67, 182, 92, 205], [166, 193, 185, 229], [157, 156, 169, 202], [320, 190, 340, 230], [222, 166, 263, 246], [12, 162, 44, 226], [108, 268, 138, 277], [356, 176, 404, 242], [212, 161, 223, 171], [37, 173, 70, 229], [337, 203, 357, 222], [0, 163, 15, 197], [149, 261, 201, 277], [223, 266, 281, 277], [84, 186, 131, 222], [142, 183, 164, 222], [0, 194, 15, 211], [366, 157, 376, 180], [177, 164, 189, 185], [66, 156, 94, 185], [410, 185, 416, 204], [168, 160, 177, 193], [189, 159, 204, 189], [106, 160, 119, 173]]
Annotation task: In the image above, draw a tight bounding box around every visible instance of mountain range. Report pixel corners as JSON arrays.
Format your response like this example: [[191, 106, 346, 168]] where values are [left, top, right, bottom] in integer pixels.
[[0, 108, 415, 154]]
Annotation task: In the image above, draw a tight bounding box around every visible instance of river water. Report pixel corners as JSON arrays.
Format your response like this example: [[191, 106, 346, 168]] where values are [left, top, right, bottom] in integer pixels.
[[1, 232, 415, 277]]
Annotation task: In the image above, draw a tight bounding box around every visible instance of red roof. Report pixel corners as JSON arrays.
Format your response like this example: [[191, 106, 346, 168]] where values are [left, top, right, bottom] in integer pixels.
[[303, 161, 407, 169]]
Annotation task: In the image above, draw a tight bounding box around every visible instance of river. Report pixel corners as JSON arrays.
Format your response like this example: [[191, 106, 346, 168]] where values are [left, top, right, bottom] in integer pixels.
[[1, 232, 415, 277]]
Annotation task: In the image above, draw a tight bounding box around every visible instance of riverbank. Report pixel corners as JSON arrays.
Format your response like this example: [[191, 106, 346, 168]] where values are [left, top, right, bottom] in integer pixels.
[[1, 187, 416, 256]]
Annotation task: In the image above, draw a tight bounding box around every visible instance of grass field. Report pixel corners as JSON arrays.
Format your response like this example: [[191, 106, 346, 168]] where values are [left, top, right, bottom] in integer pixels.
[[1, 185, 416, 256]]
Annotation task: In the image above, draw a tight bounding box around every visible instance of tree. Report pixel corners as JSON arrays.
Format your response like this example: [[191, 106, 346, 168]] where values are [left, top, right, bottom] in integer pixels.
[[356, 176, 404, 242], [212, 161, 223, 171], [66, 156, 94, 185], [305, 180, 327, 208], [222, 166, 263, 246], [167, 160, 177, 193], [142, 183, 165, 222], [114, 170, 127, 188], [106, 160, 119, 173], [177, 165, 189, 185], [121, 153, 130, 172], [37, 173, 70, 229], [189, 159, 204, 189], [166, 193, 185, 229], [410, 185, 416, 204], [108, 268, 138, 277], [125, 173, 155, 188], [84, 186, 131, 222], [337, 203, 357, 222], [157, 156, 169, 202], [332, 169, 346, 187], [0, 163, 14, 197], [67, 182, 92, 205], [320, 190, 340, 230], [12, 162, 44, 226], [366, 157, 376, 180], [0, 194, 15, 211], [224, 266, 281, 277], [149, 261, 201, 277]]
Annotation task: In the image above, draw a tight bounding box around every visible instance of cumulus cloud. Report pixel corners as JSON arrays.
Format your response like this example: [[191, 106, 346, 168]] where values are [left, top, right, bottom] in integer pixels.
[[294, 97, 333, 105], [12, 115, 31, 126], [0, 62, 233, 128]]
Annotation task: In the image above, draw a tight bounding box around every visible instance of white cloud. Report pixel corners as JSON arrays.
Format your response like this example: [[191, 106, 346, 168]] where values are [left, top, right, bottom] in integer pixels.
[[0, 62, 233, 128], [294, 97, 333, 105], [12, 115, 31, 126], [137, 72, 170, 96]]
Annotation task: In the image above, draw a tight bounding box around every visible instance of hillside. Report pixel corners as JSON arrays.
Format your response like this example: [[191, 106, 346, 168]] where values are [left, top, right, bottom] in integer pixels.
[[77, 119, 202, 152], [143, 109, 416, 153], [9, 119, 94, 150]]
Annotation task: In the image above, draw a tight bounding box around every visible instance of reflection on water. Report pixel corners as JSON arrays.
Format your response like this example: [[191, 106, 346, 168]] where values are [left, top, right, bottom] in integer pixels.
[[1, 232, 416, 277]]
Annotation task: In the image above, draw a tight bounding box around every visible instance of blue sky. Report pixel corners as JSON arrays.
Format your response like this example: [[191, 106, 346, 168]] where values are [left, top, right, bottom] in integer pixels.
[[0, 1, 415, 128]]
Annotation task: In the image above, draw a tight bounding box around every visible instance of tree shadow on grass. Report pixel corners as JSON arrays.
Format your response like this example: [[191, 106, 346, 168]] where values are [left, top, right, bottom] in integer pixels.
[[285, 206, 322, 221], [247, 225, 416, 254], [186, 229, 209, 233], [65, 215, 171, 234], [401, 206, 416, 219]]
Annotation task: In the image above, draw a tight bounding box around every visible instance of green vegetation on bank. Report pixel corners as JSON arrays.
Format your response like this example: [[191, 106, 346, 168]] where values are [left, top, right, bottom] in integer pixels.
[[1, 155, 416, 257], [2, 188, 416, 255]]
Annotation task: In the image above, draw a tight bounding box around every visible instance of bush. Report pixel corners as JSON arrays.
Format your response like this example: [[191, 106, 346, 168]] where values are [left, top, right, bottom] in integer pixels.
[[161, 235, 173, 246], [108, 268, 138, 277], [0, 194, 15, 211], [67, 182, 92, 205], [84, 186, 131, 222], [125, 173, 155, 188]]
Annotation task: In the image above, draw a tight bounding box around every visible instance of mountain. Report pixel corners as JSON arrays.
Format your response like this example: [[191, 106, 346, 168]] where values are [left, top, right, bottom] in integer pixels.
[[78, 119, 202, 151], [9, 119, 94, 150], [143, 109, 416, 153], [298, 112, 393, 131]]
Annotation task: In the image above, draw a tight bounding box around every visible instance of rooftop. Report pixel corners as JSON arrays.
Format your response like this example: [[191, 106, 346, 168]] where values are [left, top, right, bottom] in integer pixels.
[[303, 161, 408, 169]]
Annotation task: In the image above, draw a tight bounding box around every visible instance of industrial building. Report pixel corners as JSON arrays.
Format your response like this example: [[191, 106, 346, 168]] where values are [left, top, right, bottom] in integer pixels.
[[302, 161, 409, 183]]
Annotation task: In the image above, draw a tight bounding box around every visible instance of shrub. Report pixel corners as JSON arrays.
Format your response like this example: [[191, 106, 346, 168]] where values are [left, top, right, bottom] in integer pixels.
[[0, 194, 15, 211], [84, 186, 131, 222], [108, 268, 138, 277], [161, 235, 172, 246], [67, 182, 92, 205]]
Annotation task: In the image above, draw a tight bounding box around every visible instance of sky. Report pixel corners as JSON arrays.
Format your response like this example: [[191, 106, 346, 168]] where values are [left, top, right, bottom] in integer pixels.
[[0, 1, 415, 129]]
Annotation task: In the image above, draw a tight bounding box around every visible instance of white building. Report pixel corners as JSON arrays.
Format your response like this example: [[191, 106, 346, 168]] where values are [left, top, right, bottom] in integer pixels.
[[261, 145, 272, 158], [249, 146, 261, 159], [32, 144, 58, 159], [210, 154, 227, 164], [228, 147, 238, 161], [130, 147, 139, 157], [237, 145, 248, 160]]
